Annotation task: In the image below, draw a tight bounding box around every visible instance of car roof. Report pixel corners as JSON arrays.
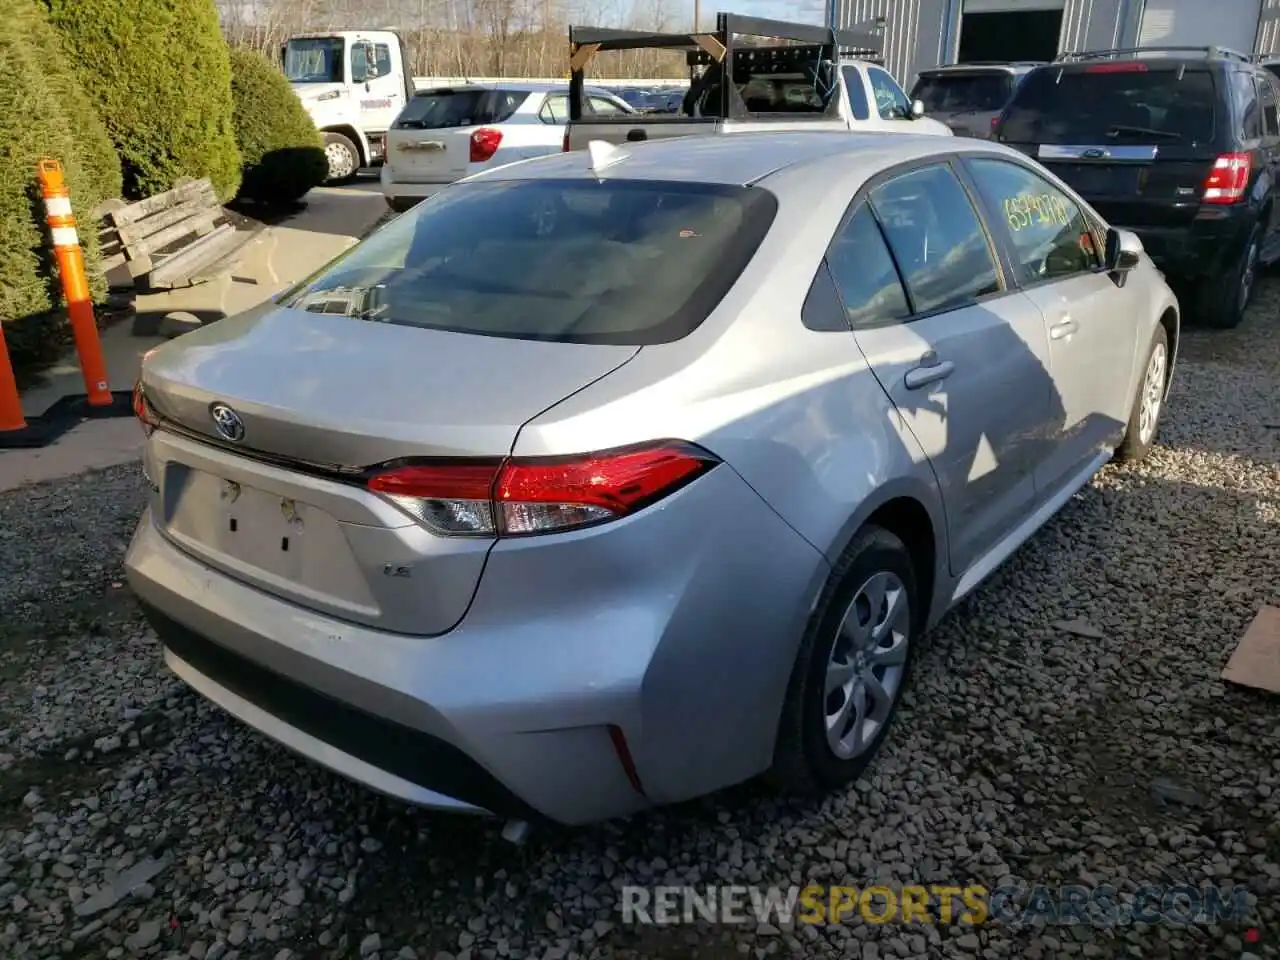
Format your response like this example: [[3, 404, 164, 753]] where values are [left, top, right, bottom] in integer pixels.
[[922, 62, 1044, 75], [463, 131, 1019, 188]]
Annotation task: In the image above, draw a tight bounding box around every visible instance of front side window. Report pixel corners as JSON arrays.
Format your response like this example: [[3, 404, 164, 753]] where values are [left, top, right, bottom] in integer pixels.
[[589, 96, 625, 115], [282, 179, 779, 345], [1261, 72, 1279, 137], [868, 67, 911, 120], [825, 204, 910, 327], [540, 94, 569, 124], [965, 157, 1101, 283], [374, 44, 393, 80], [868, 164, 1001, 315]]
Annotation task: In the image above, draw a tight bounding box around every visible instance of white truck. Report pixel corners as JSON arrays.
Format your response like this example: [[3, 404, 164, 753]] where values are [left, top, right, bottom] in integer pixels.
[[565, 14, 951, 150], [281, 30, 416, 183]]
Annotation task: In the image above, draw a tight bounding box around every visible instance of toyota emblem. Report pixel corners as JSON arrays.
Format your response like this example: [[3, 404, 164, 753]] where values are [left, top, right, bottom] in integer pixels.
[[209, 402, 246, 443]]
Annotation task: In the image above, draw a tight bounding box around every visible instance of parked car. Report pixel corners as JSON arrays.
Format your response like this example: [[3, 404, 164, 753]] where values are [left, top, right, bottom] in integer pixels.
[[995, 46, 1280, 329], [910, 61, 1043, 138], [127, 131, 1178, 829], [379, 82, 634, 211]]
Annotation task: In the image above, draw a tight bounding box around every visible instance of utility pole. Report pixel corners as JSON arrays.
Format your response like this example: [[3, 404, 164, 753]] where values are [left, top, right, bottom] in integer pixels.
[[694, 0, 700, 30]]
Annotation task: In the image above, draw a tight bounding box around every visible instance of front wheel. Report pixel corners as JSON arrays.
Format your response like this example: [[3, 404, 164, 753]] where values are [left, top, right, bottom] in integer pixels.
[[322, 132, 361, 185], [770, 525, 919, 794], [1194, 222, 1260, 329], [1115, 322, 1170, 463]]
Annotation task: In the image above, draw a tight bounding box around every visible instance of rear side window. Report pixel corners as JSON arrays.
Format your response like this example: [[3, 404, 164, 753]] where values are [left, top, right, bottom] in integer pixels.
[[867, 164, 1001, 315], [1261, 74, 1280, 137], [283, 179, 779, 345], [826, 205, 910, 326], [394, 89, 529, 129], [999, 66, 1217, 144], [911, 72, 1014, 113], [842, 66, 870, 120], [1232, 70, 1262, 140]]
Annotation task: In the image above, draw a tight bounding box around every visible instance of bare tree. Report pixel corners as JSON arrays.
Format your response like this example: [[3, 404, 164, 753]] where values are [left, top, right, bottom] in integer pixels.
[[216, 0, 687, 79]]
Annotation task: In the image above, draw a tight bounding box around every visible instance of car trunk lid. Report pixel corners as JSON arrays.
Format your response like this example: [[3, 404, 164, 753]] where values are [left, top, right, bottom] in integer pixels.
[[386, 87, 529, 182], [140, 302, 638, 634]]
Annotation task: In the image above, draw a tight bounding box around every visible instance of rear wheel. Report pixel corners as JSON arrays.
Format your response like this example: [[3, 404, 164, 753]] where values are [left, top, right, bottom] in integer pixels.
[[770, 525, 919, 794], [322, 133, 361, 185], [1195, 222, 1260, 329]]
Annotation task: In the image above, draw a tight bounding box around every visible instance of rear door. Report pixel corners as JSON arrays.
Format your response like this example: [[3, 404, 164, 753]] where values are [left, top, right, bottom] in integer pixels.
[[384, 88, 529, 182], [829, 162, 1055, 576], [1255, 70, 1280, 247], [961, 155, 1141, 495], [996, 63, 1223, 230]]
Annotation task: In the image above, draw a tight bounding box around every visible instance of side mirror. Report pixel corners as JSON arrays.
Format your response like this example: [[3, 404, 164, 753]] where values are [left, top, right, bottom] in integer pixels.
[[910, 99, 925, 119], [1105, 227, 1143, 272]]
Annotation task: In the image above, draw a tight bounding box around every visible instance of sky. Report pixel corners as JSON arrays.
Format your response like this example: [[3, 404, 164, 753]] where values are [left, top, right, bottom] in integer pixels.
[[679, 0, 829, 28]]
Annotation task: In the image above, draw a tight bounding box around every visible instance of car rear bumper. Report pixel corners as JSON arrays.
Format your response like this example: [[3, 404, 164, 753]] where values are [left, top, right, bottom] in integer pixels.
[[1116, 207, 1255, 281], [125, 465, 825, 825], [379, 165, 453, 200]]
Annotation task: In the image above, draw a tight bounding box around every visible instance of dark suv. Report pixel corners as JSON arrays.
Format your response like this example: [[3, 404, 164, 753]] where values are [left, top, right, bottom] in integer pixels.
[[994, 46, 1280, 328], [910, 62, 1043, 139]]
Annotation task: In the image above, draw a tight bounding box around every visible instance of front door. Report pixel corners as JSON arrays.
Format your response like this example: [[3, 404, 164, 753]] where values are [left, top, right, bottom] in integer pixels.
[[826, 162, 1056, 576], [961, 155, 1142, 496], [351, 38, 405, 133]]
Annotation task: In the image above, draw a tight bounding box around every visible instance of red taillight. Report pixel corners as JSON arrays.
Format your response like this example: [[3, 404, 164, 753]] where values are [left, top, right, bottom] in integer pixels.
[[1202, 152, 1251, 204], [131, 380, 158, 431], [366, 441, 718, 537], [562, 129, 570, 152], [469, 127, 502, 163], [1084, 62, 1148, 73]]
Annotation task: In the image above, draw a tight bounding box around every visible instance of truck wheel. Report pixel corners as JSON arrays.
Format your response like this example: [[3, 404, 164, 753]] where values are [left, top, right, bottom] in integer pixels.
[[322, 133, 360, 185]]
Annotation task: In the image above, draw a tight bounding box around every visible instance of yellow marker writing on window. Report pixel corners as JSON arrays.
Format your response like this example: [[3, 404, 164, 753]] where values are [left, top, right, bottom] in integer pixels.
[[1002, 193, 1071, 232]]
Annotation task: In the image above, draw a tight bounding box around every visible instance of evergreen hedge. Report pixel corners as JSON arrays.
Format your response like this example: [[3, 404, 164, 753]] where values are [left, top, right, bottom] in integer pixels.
[[0, 0, 108, 363], [43, 0, 242, 202], [229, 48, 329, 205]]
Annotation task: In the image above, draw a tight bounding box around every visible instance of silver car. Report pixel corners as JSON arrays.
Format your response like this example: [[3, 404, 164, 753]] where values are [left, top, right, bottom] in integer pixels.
[[125, 132, 1179, 828]]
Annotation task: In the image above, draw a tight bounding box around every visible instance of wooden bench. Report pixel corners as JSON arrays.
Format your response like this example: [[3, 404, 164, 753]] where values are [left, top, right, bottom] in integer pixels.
[[97, 177, 255, 291]]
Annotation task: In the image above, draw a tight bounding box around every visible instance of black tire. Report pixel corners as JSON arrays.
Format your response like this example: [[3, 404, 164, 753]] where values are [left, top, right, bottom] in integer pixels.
[[1194, 221, 1260, 329], [322, 132, 361, 185], [770, 525, 920, 794], [1115, 322, 1170, 463]]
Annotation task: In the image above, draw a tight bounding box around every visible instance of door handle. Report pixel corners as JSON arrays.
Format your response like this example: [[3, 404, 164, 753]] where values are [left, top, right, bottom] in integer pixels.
[[1049, 316, 1078, 340], [904, 355, 955, 390]]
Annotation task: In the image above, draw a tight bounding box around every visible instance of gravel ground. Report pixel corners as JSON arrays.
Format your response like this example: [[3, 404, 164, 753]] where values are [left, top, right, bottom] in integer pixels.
[[1, 280, 1278, 960]]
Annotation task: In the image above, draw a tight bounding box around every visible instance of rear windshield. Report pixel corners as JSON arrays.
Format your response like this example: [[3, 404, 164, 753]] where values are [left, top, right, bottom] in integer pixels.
[[282, 178, 779, 345], [393, 89, 529, 129], [911, 72, 1014, 112], [999, 65, 1217, 144]]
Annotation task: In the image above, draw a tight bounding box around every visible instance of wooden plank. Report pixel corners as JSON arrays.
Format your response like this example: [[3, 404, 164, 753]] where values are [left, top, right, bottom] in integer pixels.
[[124, 209, 221, 261], [116, 194, 216, 246], [148, 223, 239, 289], [108, 178, 213, 227]]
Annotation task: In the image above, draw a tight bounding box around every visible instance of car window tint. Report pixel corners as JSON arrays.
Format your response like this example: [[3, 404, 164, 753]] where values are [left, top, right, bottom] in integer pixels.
[[999, 66, 1216, 144], [1261, 74, 1280, 138], [395, 89, 529, 129], [911, 72, 1014, 113], [1234, 70, 1262, 140], [868, 164, 1001, 314], [825, 204, 910, 326], [868, 67, 910, 119], [282, 179, 778, 346], [966, 157, 1101, 283], [841, 66, 871, 120]]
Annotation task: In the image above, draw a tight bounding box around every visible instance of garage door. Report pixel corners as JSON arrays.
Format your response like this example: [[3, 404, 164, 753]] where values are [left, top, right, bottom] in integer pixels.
[[1138, 0, 1261, 54]]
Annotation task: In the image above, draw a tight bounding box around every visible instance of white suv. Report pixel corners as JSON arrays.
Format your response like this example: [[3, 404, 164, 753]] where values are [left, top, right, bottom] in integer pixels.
[[381, 82, 634, 211]]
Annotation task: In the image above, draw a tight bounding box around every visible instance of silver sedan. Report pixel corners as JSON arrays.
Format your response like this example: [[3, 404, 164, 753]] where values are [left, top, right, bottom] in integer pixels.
[[125, 131, 1178, 828]]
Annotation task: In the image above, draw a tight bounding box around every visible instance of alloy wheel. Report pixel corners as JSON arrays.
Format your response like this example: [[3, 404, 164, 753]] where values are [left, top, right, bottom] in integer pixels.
[[823, 570, 911, 761]]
